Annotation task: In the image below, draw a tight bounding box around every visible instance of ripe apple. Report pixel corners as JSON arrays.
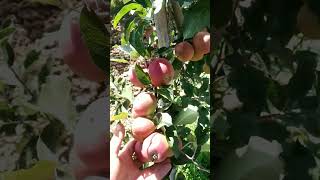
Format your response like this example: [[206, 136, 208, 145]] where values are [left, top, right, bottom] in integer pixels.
[[132, 92, 157, 118], [192, 31, 211, 55], [148, 58, 175, 87], [134, 141, 149, 163], [174, 41, 194, 62], [128, 66, 145, 88], [59, 12, 106, 82], [131, 117, 156, 141], [191, 51, 204, 61], [72, 98, 109, 178], [297, 4, 320, 39], [141, 132, 171, 163]]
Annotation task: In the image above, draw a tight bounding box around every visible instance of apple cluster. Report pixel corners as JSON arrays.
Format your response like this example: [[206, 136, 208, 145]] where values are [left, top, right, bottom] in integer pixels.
[[128, 58, 176, 163], [174, 31, 211, 62]]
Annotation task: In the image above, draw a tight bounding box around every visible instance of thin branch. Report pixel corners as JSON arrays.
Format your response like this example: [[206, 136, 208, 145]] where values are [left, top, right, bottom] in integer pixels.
[[8, 66, 56, 122], [180, 151, 210, 174], [9, 66, 35, 98]]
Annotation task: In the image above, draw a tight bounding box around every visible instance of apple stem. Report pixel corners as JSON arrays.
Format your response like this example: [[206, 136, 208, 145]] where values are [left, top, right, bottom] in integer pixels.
[[151, 153, 158, 162]]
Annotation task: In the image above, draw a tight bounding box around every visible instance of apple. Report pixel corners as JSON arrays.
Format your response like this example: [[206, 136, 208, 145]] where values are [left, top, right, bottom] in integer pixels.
[[59, 12, 106, 82], [131, 117, 156, 141], [141, 132, 171, 163], [72, 98, 109, 178], [174, 41, 194, 62], [132, 92, 157, 118], [128, 66, 145, 88], [192, 31, 210, 55], [297, 4, 320, 39], [148, 58, 175, 87]]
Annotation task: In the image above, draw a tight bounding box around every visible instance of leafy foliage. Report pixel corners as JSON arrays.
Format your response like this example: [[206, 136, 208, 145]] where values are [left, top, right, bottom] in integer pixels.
[[212, 0, 320, 179], [111, 0, 210, 178]]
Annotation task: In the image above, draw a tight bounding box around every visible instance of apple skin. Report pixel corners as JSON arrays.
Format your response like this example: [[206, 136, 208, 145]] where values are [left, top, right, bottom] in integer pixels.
[[134, 141, 149, 163], [131, 117, 156, 141], [148, 58, 175, 87], [128, 66, 145, 88], [132, 92, 157, 118], [190, 51, 204, 61], [59, 12, 106, 82], [72, 98, 109, 179], [192, 31, 211, 55], [297, 4, 320, 39], [141, 132, 171, 163], [175, 41, 194, 62]]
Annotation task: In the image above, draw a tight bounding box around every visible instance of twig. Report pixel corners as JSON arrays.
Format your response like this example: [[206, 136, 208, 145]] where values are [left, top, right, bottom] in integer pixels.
[[292, 35, 305, 53], [9, 66, 35, 98], [180, 151, 210, 174], [8, 65, 56, 122]]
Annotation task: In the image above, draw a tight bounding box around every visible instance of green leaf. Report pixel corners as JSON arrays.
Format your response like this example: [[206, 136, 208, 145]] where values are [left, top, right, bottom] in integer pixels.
[[80, 6, 109, 73], [1, 17, 13, 29], [124, 17, 137, 43], [0, 160, 57, 180], [281, 141, 316, 180], [38, 75, 77, 131], [129, 22, 149, 57], [157, 112, 173, 129], [120, 83, 133, 102], [0, 62, 19, 85], [287, 51, 317, 102], [38, 64, 50, 85], [174, 105, 199, 125], [24, 50, 41, 69], [1, 40, 15, 66], [201, 139, 210, 152], [0, 27, 15, 40], [110, 58, 129, 63], [182, 0, 210, 39], [36, 137, 58, 162], [212, 110, 230, 140], [158, 88, 173, 101], [113, 3, 144, 28], [216, 136, 283, 180], [134, 64, 151, 85], [135, 0, 152, 8]]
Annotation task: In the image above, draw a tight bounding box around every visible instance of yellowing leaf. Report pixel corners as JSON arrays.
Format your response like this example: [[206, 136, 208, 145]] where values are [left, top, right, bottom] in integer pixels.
[[1, 160, 57, 180], [111, 112, 128, 121]]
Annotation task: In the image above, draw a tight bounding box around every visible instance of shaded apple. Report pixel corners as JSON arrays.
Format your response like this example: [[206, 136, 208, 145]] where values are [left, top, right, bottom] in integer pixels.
[[297, 4, 320, 39], [192, 31, 211, 55], [59, 12, 106, 82], [72, 98, 109, 177], [174, 41, 194, 62]]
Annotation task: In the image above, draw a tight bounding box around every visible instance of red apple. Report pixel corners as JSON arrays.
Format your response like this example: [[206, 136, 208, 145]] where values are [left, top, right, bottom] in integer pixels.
[[134, 141, 149, 163], [59, 12, 106, 82], [148, 58, 175, 87], [131, 117, 156, 141], [175, 41, 194, 62], [192, 31, 211, 55], [73, 98, 109, 176], [141, 132, 171, 163], [132, 92, 157, 118], [128, 66, 145, 88]]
